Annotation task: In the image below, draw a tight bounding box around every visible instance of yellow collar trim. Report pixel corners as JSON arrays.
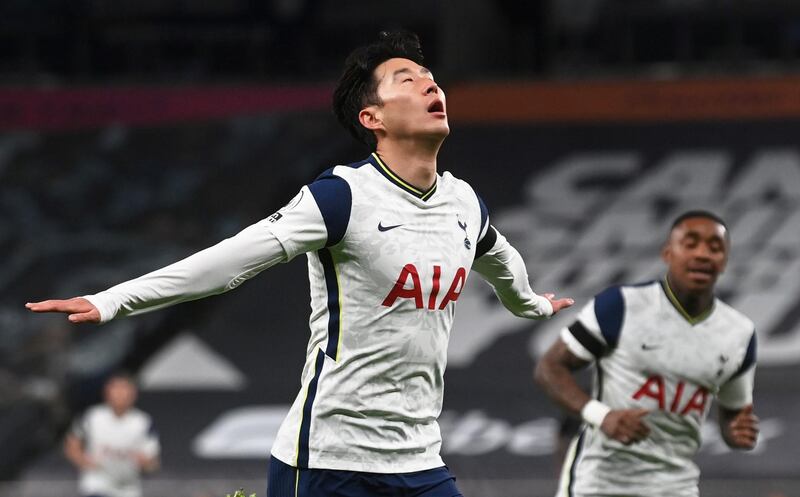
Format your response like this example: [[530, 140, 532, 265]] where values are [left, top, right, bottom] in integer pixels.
[[662, 278, 714, 325], [372, 153, 436, 199]]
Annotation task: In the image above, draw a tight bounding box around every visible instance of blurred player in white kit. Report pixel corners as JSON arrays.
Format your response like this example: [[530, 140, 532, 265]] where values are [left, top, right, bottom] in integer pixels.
[[535, 210, 759, 497], [64, 372, 160, 497]]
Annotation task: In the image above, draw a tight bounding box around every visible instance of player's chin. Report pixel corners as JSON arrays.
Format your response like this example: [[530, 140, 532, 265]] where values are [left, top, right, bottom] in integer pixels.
[[428, 121, 450, 136], [684, 272, 717, 291], [418, 127, 450, 143]]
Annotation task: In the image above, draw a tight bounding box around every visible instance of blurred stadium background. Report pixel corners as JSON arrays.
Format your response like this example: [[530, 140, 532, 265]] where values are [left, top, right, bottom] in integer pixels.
[[2, 1, 800, 496]]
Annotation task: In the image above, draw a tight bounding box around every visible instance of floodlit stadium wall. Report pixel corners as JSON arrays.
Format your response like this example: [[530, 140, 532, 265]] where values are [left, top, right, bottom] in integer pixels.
[[3, 79, 800, 497]]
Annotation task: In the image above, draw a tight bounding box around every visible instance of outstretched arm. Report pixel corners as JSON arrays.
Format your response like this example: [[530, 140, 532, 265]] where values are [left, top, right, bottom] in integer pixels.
[[535, 339, 650, 445], [27, 219, 290, 323], [471, 226, 573, 319], [26, 181, 340, 323]]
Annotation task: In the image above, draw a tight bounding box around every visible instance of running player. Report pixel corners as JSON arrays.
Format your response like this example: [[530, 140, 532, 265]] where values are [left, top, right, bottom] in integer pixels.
[[27, 30, 573, 497], [535, 210, 758, 497], [64, 373, 160, 497]]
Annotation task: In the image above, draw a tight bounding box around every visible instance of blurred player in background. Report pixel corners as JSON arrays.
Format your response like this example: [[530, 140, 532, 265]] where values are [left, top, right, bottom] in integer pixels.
[[64, 372, 160, 497], [535, 210, 758, 497], [27, 30, 572, 497]]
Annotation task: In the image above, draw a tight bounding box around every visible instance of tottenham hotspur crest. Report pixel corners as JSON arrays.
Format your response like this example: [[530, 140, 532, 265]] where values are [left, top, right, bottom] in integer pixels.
[[458, 216, 470, 250]]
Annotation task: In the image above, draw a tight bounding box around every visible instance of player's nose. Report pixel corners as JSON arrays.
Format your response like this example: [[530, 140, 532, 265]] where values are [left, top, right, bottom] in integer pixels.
[[694, 244, 713, 258], [425, 82, 439, 95]]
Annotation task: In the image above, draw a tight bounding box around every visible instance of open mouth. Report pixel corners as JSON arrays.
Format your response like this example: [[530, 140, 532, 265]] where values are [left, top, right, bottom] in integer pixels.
[[687, 267, 715, 280], [427, 100, 445, 113]]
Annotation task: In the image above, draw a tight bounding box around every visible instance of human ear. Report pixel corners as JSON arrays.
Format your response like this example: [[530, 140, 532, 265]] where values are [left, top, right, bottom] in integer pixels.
[[660, 243, 671, 264], [358, 106, 384, 132]]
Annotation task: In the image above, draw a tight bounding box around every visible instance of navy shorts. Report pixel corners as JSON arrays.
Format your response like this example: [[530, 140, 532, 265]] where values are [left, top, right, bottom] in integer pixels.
[[267, 456, 463, 497]]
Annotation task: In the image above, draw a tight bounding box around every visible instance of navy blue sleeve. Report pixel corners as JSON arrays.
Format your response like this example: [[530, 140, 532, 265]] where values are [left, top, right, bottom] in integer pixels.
[[147, 419, 159, 438], [477, 193, 490, 240], [474, 192, 498, 259], [731, 331, 757, 378], [307, 169, 352, 247], [594, 286, 625, 349]]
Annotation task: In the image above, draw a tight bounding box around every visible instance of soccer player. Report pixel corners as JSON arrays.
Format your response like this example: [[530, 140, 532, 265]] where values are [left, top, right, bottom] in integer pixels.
[[64, 372, 160, 497], [26, 31, 573, 497], [534, 210, 758, 497]]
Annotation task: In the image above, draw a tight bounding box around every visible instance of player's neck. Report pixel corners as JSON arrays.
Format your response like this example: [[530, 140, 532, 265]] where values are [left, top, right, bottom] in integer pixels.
[[375, 139, 439, 192], [665, 276, 714, 318], [110, 407, 128, 417]]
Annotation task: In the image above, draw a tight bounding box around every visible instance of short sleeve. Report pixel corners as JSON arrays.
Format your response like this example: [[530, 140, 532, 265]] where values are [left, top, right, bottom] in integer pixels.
[[561, 286, 625, 360], [474, 193, 497, 259], [476, 193, 490, 241], [140, 417, 161, 458], [561, 298, 606, 361], [69, 414, 88, 441], [717, 332, 757, 409]]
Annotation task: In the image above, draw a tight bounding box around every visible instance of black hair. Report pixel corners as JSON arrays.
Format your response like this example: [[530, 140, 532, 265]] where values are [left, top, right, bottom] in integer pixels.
[[332, 30, 424, 148], [670, 210, 730, 240], [106, 370, 136, 385]]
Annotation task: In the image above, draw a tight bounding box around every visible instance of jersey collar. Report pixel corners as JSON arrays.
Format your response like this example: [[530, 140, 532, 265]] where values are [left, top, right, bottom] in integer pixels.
[[659, 278, 715, 325], [369, 153, 437, 201]]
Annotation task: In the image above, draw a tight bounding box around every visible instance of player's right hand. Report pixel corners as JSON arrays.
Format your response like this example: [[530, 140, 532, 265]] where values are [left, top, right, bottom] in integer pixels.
[[542, 293, 575, 314], [25, 297, 101, 324], [725, 404, 759, 450], [600, 408, 651, 445]]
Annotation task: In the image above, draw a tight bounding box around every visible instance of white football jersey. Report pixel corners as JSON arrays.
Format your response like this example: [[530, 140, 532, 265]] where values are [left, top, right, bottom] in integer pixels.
[[72, 405, 160, 497], [557, 280, 756, 497], [85, 153, 553, 474]]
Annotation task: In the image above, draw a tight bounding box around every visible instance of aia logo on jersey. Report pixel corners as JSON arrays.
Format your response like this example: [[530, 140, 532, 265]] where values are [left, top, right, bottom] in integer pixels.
[[382, 264, 467, 310], [632, 375, 709, 416]]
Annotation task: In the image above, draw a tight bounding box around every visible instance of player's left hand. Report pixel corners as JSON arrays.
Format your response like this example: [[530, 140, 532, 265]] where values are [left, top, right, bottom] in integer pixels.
[[543, 293, 575, 314], [726, 404, 759, 449]]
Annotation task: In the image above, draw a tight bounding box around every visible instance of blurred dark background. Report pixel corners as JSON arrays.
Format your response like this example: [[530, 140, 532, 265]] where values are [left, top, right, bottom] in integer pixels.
[[3, 0, 800, 84], [2, 2, 800, 497]]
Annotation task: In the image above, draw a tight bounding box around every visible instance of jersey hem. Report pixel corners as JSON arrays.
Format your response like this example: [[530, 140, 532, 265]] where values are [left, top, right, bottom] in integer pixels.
[[271, 449, 444, 474]]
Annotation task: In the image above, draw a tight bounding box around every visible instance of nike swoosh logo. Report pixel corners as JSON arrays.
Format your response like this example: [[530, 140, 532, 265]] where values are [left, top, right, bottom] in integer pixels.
[[641, 343, 661, 351], [378, 222, 403, 232]]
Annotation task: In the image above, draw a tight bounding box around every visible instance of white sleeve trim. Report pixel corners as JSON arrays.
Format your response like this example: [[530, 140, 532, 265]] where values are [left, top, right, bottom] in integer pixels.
[[717, 366, 755, 409], [478, 215, 490, 241], [82, 294, 117, 324], [560, 327, 595, 362]]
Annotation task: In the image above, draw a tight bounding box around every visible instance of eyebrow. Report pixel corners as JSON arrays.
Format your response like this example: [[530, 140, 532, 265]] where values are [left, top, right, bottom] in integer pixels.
[[392, 67, 432, 79], [682, 230, 726, 244]]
